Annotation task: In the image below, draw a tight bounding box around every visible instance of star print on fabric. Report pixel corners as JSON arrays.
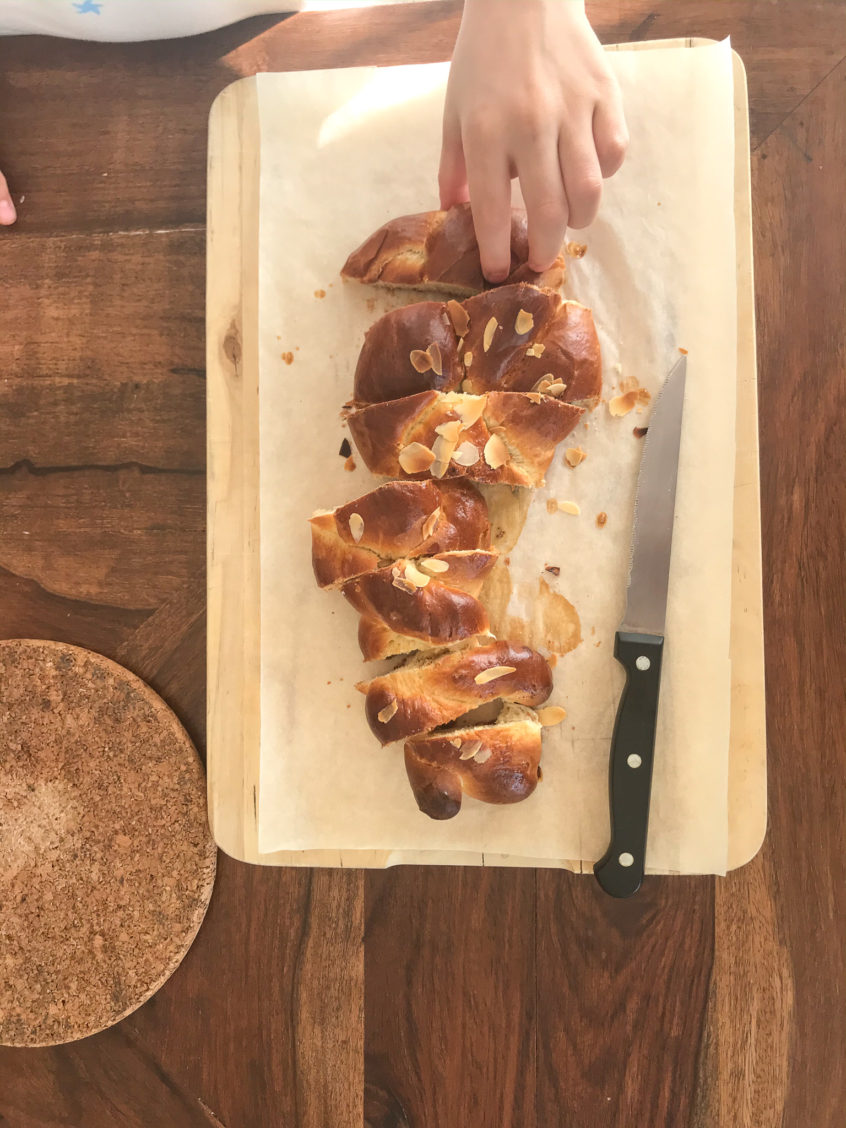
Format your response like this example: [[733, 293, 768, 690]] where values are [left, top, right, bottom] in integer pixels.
[[73, 0, 103, 13]]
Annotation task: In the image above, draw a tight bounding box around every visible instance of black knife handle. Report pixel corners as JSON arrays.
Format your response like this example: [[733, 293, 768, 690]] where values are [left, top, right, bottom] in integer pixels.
[[594, 631, 664, 899]]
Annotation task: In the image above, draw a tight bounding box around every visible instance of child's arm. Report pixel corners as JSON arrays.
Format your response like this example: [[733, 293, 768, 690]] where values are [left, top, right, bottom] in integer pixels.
[[440, 0, 628, 281], [0, 170, 16, 225]]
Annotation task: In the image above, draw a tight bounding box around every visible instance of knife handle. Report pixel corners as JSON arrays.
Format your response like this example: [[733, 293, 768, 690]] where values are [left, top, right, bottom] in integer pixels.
[[594, 631, 664, 899]]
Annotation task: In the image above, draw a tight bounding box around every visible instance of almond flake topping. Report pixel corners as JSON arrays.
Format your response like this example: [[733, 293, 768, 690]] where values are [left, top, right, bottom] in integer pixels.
[[452, 441, 480, 467], [403, 560, 431, 588], [536, 705, 567, 726], [398, 442, 436, 474], [515, 309, 534, 334], [483, 316, 498, 352], [426, 341, 443, 377], [474, 665, 517, 685], [446, 299, 470, 337], [474, 748, 492, 764], [459, 739, 483, 760], [377, 699, 398, 724], [409, 349, 432, 373], [348, 512, 365, 542], [454, 396, 486, 428], [483, 433, 509, 470], [419, 557, 450, 574], [421, 507, 441, 540]]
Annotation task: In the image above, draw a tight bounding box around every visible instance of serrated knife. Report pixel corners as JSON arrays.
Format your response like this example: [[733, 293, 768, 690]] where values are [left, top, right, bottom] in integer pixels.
[[594, 355, 687, 898]]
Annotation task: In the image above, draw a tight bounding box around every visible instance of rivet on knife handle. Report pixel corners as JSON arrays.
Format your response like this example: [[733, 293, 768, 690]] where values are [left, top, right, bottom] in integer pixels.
[[594, 630, 664, 899]]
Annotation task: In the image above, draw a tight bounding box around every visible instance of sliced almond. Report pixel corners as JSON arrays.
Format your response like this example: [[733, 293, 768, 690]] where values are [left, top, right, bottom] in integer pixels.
[[452, 441, 480, 467], [348, 512, 365, 542], [377, 699, 398, 724], [430, 459, 450, 480], [564, 447, 587, 468], [421, 507, 441, 540], [446, 299, 470, 337], [515, 309, 534, 335], [545, 381, 567, 397], [536, 705, 567, 726], [432, 433, 458, 466], [459, 739, 483, 760], [449, 737, 462, 748], [526, 342, 546, 358], [419, 557, 450, 574], [474, 665, 518, 685], [392, 574, 418, 594], [426, 341, 443, 377], [473, 747, 492, 764], [526, 391, 543, 404], [464, 350, 473, 368], [403, 560, 431, 588], [483, 316, 498, 352], [483, 433, 509, 470], [534, 376, 553, 395], [565, 241, 587, 258], [454, 395, 486, 428], [409, 348, 432, 373], [609, 388, 651, 417], [398, 441, 436, 474], [546, 498, 558, 515], [434, 419, 462, 442], [557, 500, 581, 516]]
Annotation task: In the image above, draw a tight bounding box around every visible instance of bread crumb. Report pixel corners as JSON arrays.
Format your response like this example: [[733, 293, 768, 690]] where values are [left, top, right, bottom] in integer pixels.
[[633, 426, 648, 439], [565, 447, 587, 468], [545, 565, 560, 576], [546, 498, 558, 515], [282, 352, 294, 365], [596, 512, 607, 527], [314, 289, 326, 299], [678, 346, 688, 355], [344, 456, 356, 472], [339, 438, 352, 458]]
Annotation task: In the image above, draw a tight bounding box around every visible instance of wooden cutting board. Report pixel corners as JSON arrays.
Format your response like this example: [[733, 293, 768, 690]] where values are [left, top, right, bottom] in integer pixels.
[[206, 39, 766, 871]]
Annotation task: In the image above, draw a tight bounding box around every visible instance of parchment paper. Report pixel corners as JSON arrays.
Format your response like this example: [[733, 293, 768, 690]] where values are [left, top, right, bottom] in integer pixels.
[[255, 41, 737, 872]]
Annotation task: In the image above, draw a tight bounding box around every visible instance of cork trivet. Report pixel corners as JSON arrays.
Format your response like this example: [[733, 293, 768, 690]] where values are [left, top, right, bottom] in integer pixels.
[[0, 640, 216, 1047]]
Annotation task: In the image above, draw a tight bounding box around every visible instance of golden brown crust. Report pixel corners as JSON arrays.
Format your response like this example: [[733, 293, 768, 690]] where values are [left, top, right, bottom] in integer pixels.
[[346, 389, 583, 488], [341, 204, 566, 296], [343, 553, 496, 660], [350, 283, 601, 410], [404, 705, 543, 819], [309, 479, 491, 589], [359, 640, 553, 744]]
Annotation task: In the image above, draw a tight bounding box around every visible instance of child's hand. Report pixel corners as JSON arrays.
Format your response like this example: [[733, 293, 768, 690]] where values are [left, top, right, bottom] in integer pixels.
[[440, 0, 628, 281], [0, 168, 16, 225]]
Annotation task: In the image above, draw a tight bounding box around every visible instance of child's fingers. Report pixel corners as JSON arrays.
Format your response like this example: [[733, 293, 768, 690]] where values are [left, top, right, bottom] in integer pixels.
[[593, 92, 629, 179], [0, 171, 16, 225], [517, 137, 569, 272], [464, 125, 513, 282], [439, 112, 470, 209], [558, 126, 603, 230]]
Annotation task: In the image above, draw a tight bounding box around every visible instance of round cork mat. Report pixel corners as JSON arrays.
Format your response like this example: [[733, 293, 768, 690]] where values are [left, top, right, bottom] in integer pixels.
[[0, 640, 216, 1047]]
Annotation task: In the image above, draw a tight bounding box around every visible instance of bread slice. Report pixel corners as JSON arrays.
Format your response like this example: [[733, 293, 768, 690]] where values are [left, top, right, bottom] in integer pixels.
[[346, 389, 583, 489], [309, 478, 490, 590], [342, 551, 498, 661], [341, 203, 566, 297], [352, 283, 601, 410], [357, 639, 553, 745], [404, 703, 544, 820]]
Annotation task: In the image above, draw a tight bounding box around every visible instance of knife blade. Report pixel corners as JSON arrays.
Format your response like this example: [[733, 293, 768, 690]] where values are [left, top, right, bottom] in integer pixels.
[[594, 355, 687, 898]]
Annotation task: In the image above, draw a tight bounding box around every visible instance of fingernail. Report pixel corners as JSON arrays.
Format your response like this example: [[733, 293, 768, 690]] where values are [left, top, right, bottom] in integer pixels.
[[0, 199, 16, 224], [484, 268, 508, 284]]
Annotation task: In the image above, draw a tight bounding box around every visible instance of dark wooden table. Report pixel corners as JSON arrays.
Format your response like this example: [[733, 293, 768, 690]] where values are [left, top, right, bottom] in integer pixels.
[[0, 3, 843, 1125]]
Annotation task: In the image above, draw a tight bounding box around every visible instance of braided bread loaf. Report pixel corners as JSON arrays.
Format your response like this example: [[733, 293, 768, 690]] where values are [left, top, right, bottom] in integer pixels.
[[341, 203, 566, 296], [308, 230, 590, 820]]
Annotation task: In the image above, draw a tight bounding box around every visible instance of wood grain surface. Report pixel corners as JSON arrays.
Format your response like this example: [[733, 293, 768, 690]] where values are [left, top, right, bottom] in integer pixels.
[[0, 2, 843, 1125]]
